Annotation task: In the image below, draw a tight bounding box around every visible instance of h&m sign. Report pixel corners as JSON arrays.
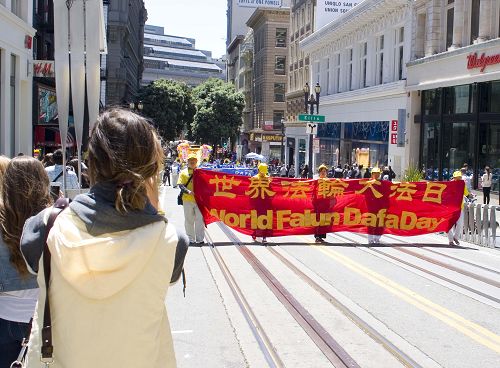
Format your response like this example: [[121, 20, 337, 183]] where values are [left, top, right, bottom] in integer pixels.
[[33, 61, 55, 78]]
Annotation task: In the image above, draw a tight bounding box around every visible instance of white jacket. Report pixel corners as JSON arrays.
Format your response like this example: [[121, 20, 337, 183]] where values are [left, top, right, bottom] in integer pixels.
[[482, 173, 492, 188], [25, 208, 178, 368]]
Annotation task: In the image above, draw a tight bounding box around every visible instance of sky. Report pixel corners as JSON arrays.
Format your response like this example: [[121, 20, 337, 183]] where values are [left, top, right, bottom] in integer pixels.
[[144, 0, 227, 58]]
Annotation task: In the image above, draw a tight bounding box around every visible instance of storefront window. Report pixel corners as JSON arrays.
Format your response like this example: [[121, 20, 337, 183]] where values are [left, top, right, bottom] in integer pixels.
[[298, 138, 306, 172], [442, 122, 475, 180], [422, 89, 441, 115], [478, 123, 500, 191], [422, 121, 440, 181], [479, 81, 500, 113], [443, 85, 474, 114], [316, 139, 339, 168]]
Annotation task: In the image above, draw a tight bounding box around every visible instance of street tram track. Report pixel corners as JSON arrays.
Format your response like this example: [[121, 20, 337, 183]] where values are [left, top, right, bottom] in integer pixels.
[[213, 223, 361, 368], [204, 230, 285, 368], [328, 233, 500, 305]]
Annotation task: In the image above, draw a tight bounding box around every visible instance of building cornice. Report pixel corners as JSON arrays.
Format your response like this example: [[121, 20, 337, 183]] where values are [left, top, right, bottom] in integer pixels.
[[320, 80, 407, 106], [300, 0, 410, 55], [0, 9, 36, 37]]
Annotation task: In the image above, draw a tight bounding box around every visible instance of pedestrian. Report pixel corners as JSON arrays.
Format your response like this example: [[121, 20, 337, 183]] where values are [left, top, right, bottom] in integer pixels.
[[481, 166, 492, 205], [315, 164, 329, 243], [41, 153, 54, 168], [20, 108, 187, 368], [289, 164, 295, 177], [178, 153, 205, 245], [0, 157, 52, 367], [280, 164, 287, 177], [301, 164, 309, 178], [171, 159, 180, 188], [356, 165, 363, 179], [461, 167, 472, 193], [45, 149, 80, 190], [448, 170, 470, 246], [388, 166, 396, 181], [382, 166, 391, 181], [251, 163, 271, 243], [163, 162, 171, 186], [68, 158, 90, 189], [333, 164, 343, 178], [367, 167, 382, 244]]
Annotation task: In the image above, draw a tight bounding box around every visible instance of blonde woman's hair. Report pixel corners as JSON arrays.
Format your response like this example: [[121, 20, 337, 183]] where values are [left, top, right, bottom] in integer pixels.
[[87, 108, 164, 213]]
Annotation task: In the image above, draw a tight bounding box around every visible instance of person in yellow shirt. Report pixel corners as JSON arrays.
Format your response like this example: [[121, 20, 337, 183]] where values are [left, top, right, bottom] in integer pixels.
[[178, 154, 205, 245], [252, 163, 270, 243], [315, 164, 329, 243], [448, 170, 470, 246]]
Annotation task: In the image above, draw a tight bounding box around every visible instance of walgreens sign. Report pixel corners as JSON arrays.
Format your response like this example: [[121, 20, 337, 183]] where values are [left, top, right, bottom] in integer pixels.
[[467, 52, 500, 72]]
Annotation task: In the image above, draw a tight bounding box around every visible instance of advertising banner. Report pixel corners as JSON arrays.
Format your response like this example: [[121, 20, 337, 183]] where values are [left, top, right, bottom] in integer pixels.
[[237, 0, 282, 8], [316, 1, 362, 30], [194, 169, 464, 237]]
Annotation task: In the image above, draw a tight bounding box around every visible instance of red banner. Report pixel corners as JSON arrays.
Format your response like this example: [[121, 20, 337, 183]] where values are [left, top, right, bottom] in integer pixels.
[[194, 170, 464, 237]]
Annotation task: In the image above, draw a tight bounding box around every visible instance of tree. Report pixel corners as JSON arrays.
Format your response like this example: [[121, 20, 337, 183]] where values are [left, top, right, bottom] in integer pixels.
[[190, 78, 244, 147], [139, 79, 195, 142]]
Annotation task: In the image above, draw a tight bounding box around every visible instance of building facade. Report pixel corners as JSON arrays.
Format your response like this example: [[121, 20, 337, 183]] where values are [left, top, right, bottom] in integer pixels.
[[142, 24, 224, 87], [407, 0, 500, 189], [0, 0, 35, 156], [300, 0, 412, 177], [247, 8, 290, 160], [105, 0, 146, 106]]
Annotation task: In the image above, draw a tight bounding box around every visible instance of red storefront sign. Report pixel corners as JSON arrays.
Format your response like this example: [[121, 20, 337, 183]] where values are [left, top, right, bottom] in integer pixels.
[[194, 170, 464, 238], [391, 133, 397, 144], [33, 61, 55, 78], [391, 120, 398, 132], [467, 52, 500, 72]]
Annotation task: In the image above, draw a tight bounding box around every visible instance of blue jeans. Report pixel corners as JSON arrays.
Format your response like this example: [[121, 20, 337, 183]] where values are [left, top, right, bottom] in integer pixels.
[[0, 317, 30, 368]]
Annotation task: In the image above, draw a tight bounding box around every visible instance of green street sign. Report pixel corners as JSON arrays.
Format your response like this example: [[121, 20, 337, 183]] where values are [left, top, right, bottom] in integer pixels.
[[298, 114, 325, 123]]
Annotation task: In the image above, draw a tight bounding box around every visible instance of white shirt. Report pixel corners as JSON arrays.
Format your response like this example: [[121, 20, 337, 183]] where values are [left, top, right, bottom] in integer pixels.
[[0, 289, 39, 323], [45, 164, 80, 189], [482, 173, 492, 188]]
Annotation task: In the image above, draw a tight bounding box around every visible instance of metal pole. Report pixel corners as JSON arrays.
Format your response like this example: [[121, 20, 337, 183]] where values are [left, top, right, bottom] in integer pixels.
[[308, 134, 313, 179], [280, 119, 285, 164]]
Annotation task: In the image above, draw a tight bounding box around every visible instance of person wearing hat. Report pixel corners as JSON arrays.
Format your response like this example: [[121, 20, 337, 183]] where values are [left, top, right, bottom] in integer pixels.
[[448, 170, 470, 246], [178, 154, 205, 245], [252, 163, 270, 243], [367, 167, 382, 244], [315, 164, 329, 243]]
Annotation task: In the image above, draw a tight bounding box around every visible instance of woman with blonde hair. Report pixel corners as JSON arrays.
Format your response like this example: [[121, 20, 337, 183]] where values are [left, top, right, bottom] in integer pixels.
[[0, 157, 52, 366], [21, 108, 187, 367]]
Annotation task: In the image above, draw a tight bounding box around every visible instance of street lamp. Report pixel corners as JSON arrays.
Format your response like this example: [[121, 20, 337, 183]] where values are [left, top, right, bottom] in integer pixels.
[[280, 118, 285, 164], [314, 83, 321, 114], [129, 101, 143, 112], [303, 83, 310, 113]]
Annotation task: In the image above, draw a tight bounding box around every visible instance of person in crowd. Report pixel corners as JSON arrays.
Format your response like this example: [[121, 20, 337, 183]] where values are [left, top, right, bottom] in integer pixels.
[[178, 154, 205, 245], [333, 164, 343, 178], [481, 166, 492, 205], [367, 167, 383, 244], [171, 159, 180, 188], [342, 164, 349, 178], [45, 149, 80, 190], [280, 164, 288, 177], [448, 170, 470, 246], [289, 164, 295, 177], [382, 167, 391, 181], [0, 157, 53, 366], [68, 158, 90, 189], [20, 108, 187, 368], [41, 153, 54, 168], [163, 162, 171, 186], [388, 166, 396, 181], [300, 164, 309, 179], [363, 167, 371, 178], [460, 167, 473, 193], [315, 164, 329, 243]]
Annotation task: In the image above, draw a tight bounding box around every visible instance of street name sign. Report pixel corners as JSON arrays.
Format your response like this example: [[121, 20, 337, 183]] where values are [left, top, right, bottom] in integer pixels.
[[298, 114, 325, 123]]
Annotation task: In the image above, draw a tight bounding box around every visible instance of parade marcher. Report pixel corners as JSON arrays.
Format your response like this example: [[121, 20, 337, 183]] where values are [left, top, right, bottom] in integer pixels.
[[171, 159, 180, 188], [252, 163, 271, 243], [0, 157, 52, 367], [315, 164, 329, 243], [20, 108, 187, 368], [481, 166, 492, 205], [45, 149, 80, 190], [178, 154, 205, 245], [163, 162, 171, 186], [367, 167, 383, 244], [448, 170, 470, 246]]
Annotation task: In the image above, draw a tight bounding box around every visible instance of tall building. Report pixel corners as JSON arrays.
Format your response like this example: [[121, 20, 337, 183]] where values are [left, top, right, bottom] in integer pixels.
[[408, 0, 500, 188], [247, 7, 290, 159], [142, 24, 224, 87], [0, 0, 35, 156], [105, 0, 147, 106]]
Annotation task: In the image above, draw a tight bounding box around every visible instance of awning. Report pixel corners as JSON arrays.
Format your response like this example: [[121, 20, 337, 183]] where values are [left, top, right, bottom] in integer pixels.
[[34, 126, 76, 148]]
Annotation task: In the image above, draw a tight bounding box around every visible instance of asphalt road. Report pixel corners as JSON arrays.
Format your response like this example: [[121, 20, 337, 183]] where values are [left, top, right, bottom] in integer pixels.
[[161, 185, 500, 368]]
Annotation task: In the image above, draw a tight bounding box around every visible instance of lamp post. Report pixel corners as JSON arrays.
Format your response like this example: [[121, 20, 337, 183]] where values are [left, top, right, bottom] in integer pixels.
[[280, 118, 285, 164], [303, 83, 321, 178], [303, 83, 310, 113], [129, 101, 143, 112], [314, 83, 321, 114]]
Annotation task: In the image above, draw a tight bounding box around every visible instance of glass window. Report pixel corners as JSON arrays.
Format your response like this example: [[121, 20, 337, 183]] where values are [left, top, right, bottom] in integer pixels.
[[442, 122, 475, 180], [347, 48, 353, 90], [360, 42, 368, 88], [276, 28, 287, 48], [446, 5, 454, 49], [375, 35, 384, 85], [422, 89, 441, 115], [394, 27, 404, 80], [274, 83, 285, 102], [444, 85, 473, 114], [479, 123, 500, 191], [479, 81, 500, 113], [470, 0, 480, 43], [334, 53, 340, 93], [10, 54, 16, 157], [275, 56, 286, 75], [422, 121, 440, 181], [273, 111, 284, 130]]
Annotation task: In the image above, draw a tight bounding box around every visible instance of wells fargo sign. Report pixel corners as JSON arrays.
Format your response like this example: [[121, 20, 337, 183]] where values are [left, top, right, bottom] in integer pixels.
[[194, 170, 464, 237], [467, 52, 500, 72]]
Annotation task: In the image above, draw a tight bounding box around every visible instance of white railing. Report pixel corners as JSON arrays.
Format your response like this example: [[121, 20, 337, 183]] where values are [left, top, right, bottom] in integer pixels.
[[461, 203, 498, 248]]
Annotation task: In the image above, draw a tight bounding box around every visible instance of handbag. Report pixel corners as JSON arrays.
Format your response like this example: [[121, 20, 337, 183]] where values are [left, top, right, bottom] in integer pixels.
[[10, 198, 69, 368], [177, 174, 193, 206]]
